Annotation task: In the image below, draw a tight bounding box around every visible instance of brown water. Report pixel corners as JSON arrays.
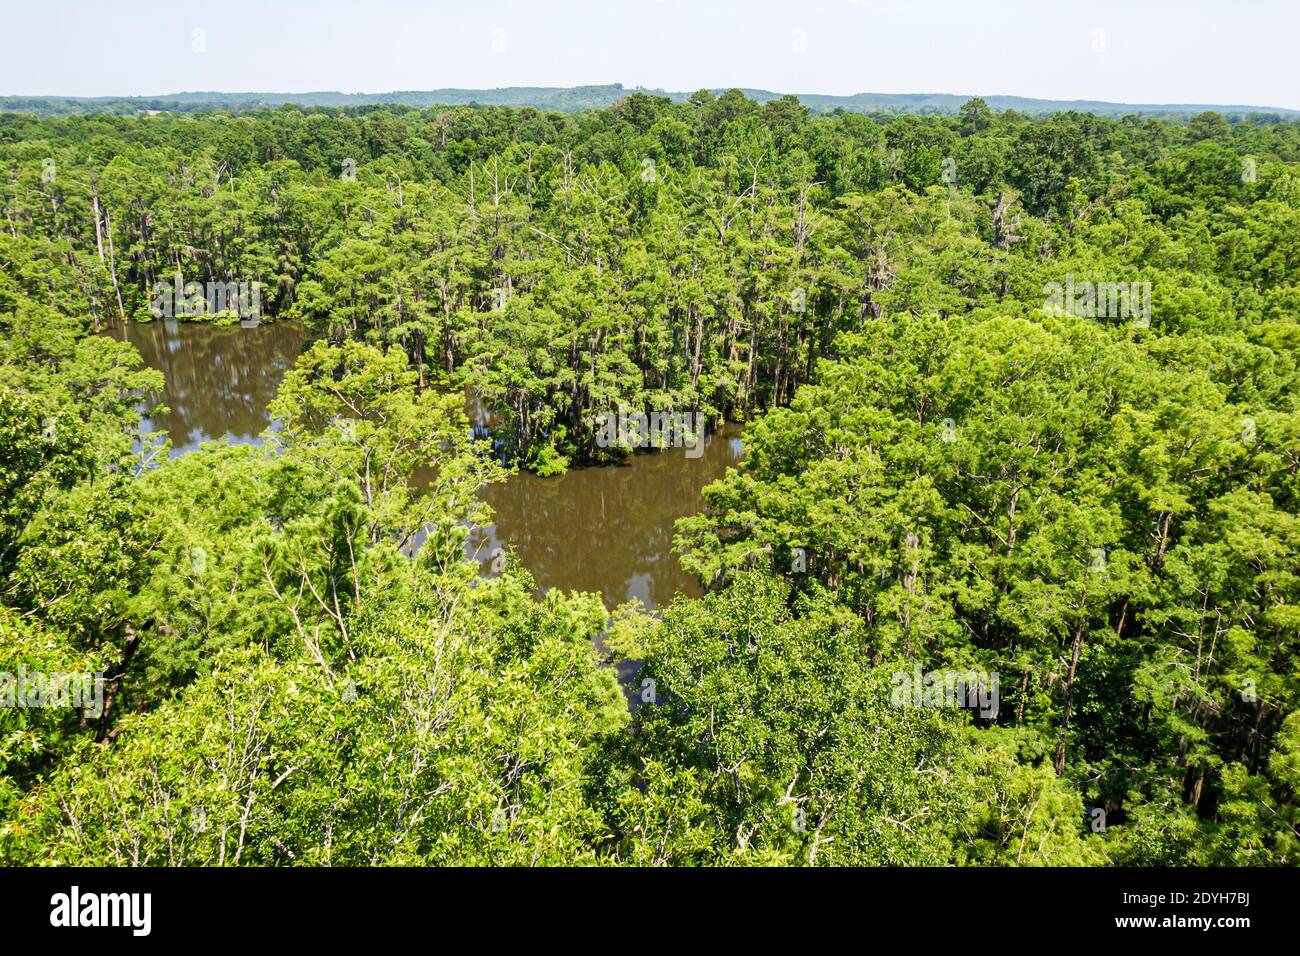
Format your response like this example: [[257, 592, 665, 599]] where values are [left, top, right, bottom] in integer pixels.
[[107, 320, 743, 611], [107, 318, 307, 455], [470, 428, 744, 609]]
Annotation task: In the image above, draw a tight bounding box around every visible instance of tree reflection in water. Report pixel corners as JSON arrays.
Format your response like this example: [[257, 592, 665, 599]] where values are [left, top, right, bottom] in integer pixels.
[[109, 319, 744, 612], [106, 319, 308, 456]]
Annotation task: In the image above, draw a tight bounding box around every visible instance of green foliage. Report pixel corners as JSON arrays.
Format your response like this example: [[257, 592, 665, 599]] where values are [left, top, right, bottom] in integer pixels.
[[2, 95, 1298, 866]]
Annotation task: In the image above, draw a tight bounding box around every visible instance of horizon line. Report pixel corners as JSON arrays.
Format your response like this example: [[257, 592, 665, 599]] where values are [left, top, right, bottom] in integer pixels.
[[3, 85, 1296, 116]]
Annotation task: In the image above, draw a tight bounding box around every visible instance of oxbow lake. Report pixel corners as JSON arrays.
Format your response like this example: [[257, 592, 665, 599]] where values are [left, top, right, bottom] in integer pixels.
[[106, 319, 745, 612]]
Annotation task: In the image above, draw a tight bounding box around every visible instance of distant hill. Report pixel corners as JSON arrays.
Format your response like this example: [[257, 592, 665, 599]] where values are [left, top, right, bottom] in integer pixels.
[[3, 84, 1297, 119]]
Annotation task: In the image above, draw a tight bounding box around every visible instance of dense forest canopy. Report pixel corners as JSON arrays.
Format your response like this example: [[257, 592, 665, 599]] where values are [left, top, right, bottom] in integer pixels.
[[1, 92, 1297, 865]]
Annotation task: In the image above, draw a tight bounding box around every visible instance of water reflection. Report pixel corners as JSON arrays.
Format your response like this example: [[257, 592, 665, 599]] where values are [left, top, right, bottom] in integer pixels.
[[108, 319, 744, 610], [469, 425, 744, 610], [105, 319, 307, 456]]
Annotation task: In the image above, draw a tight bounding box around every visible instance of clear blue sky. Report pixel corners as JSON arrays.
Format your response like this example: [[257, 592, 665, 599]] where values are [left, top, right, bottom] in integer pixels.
[[3, 0, 1296, 109]]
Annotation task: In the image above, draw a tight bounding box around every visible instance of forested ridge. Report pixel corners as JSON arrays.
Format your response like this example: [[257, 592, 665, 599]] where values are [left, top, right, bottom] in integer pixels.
[[7, 85, 1297, 118], [1, 93, 1297, 865]]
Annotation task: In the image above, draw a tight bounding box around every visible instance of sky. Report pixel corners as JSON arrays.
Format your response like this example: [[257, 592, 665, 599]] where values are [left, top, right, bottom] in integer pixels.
[[2, 0, 1296, 110]]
